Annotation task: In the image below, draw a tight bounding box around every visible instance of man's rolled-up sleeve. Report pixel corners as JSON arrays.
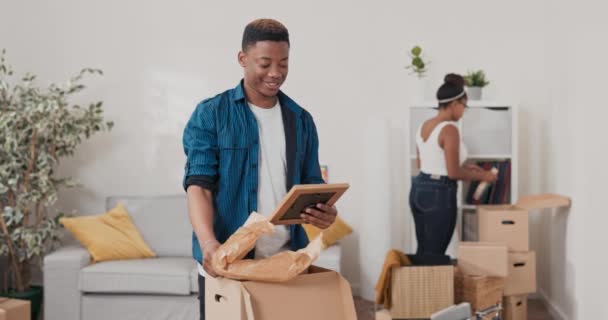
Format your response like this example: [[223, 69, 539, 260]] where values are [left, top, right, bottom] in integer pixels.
[[182, 101, 219, 191]]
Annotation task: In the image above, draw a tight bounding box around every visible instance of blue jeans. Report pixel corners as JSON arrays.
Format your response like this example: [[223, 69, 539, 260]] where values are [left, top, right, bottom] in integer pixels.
[[198, 275, 205, 320], [409, 173, 458, 255]]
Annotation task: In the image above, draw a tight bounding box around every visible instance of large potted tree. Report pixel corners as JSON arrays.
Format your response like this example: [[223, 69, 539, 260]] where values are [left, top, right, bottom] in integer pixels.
[[0, 49, 113, 319]]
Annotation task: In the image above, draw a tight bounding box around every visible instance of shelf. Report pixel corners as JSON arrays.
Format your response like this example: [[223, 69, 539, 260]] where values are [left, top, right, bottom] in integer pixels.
[[410, 100, 512, 109], [411, 154, 511, 160], [468, 154, 512, 160], [407, 102, 517, 256]]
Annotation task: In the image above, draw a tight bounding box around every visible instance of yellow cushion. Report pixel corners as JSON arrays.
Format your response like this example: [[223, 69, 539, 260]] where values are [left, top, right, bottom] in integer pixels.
[[60, 204, 156, 262], [302, 216, 353, 247]]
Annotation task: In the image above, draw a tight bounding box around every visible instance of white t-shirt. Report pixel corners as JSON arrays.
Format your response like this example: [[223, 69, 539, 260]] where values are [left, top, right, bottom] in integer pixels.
[[198, 99, 290, 276], [416, 121, 468, 176]]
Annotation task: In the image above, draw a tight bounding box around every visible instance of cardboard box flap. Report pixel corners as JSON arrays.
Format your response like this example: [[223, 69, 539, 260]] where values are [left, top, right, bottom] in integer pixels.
[[457, 242, 508, 277], [241, 270, 355, 320], [338, 276, 358, 320], [515, 193, 571, 211], [241, 286, 255, 320]]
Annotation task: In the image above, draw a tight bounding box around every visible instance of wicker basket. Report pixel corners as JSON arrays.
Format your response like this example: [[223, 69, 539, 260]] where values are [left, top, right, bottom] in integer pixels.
[[390, 265, 454, 319], [455, 269, 505, 312]]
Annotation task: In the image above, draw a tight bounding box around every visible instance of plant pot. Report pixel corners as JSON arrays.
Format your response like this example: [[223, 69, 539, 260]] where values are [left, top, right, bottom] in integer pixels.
[[467, 86, 483, 100], [408, 77, 427, 101], [0, 286, 43, 320]]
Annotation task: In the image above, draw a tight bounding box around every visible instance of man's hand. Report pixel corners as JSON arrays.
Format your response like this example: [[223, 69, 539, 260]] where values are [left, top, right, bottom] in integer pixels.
[[300, 203, 337, 229], [201, 239, 220, 278]]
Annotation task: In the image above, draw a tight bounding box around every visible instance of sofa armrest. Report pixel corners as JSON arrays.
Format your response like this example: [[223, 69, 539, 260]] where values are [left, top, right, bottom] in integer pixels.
[[44, 246, 92, 320]]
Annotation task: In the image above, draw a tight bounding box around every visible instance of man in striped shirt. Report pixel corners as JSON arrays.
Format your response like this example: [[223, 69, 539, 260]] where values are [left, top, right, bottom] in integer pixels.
[[182, 19, 339, 320]]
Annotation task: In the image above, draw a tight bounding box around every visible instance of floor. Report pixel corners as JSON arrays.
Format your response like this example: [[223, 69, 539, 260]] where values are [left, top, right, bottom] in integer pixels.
[[354, 297, 553, 320]]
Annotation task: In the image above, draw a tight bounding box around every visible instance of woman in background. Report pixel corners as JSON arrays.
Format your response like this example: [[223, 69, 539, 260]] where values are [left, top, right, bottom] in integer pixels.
[[410, 73, 497, 254]]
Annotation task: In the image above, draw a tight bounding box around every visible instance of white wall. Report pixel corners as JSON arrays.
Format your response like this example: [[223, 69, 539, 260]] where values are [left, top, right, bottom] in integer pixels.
[[526, 1, 608, 319], [1, 1, 607, 316]]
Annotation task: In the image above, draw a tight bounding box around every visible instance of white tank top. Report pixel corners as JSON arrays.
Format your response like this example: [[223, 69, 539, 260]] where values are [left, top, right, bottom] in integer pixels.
[[416, 121, 468, 176]]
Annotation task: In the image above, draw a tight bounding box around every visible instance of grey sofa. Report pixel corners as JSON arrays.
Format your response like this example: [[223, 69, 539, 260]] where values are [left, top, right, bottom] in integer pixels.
[[43, 195, 343, 320]]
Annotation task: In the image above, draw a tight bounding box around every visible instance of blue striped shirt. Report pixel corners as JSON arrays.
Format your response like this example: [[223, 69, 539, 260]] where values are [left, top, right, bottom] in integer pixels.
[[182, 80, 324, 264]]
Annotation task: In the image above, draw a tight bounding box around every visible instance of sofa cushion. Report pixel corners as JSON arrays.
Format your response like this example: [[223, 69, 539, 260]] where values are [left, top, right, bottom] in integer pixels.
[[60, 204, 157, 262], [190, 266, 199, 293], [106, 195, 191, 257], [302, 217, 353, 247], [314, 243, 342, 273], [80, 257, 197, 295]]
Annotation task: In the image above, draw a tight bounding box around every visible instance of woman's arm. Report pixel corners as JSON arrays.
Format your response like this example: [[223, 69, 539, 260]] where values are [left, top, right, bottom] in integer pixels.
[[441, 124, 496, 182]]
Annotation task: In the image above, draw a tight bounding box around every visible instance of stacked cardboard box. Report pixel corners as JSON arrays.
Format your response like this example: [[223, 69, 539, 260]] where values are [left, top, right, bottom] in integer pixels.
[[456, 242, 508, 313], [475, 193, 570, 320]]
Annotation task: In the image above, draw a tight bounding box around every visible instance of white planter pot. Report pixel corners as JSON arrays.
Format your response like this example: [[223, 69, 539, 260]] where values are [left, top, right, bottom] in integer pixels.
[[467, 86, 482, 100], [408, 78, 427, 101]]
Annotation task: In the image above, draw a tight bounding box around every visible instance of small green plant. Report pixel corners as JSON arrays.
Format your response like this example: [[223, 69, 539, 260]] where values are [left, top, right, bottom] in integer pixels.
[[464, 70, 490, 87], [406, 45, 429, 78]]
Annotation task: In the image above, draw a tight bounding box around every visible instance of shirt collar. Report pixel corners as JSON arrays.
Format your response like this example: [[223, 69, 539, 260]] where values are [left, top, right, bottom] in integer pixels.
[[232, 79, 301, 116]]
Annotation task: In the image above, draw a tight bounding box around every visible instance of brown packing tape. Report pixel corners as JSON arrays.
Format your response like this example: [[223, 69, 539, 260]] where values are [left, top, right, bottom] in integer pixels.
[[515, 193, 571, 210]]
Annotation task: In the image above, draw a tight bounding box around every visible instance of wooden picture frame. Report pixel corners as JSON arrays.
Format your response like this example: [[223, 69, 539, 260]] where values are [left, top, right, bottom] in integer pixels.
[[269, 183, 349, 225]]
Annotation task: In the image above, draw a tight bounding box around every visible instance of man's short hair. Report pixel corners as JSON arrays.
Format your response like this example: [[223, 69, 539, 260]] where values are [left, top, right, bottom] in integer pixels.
[[242, 19, 290, 51]]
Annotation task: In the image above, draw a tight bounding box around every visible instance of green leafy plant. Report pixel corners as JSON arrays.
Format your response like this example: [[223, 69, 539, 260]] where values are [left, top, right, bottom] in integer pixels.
[[464, 69, 490, 87], [0, 49, 113, 292], [406, 45, 429, 78]]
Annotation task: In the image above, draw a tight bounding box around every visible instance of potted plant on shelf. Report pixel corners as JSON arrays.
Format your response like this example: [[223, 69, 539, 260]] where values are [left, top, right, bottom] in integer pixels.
[[405, 45, 430, 99], [464, 69, 490, 100], [0, 49, 113, 320]]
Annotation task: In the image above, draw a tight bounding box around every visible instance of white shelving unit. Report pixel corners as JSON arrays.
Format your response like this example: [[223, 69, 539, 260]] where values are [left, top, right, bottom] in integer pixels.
[[406, 101, 518, 257]]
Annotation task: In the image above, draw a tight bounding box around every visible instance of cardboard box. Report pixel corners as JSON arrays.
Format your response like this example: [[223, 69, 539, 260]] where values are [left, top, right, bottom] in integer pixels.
[[478, 205, 529, 251], [478, 194, 571, 252], [375, 309, 392, 320], [503, 295, 527, 320], [504, 251, 536, 295], [390, 265, 454, 319], [457, 242, 508, 277], [205, 266, 356, 320], [0, 297, 30, 320]]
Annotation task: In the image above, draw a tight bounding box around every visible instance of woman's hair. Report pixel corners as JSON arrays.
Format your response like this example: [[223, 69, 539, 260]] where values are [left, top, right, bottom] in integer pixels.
[[437, 73, 466, 108]]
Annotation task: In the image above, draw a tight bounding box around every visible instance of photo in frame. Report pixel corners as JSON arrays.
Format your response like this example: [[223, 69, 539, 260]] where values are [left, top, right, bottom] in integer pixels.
[[269, 183, 349, 225]]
